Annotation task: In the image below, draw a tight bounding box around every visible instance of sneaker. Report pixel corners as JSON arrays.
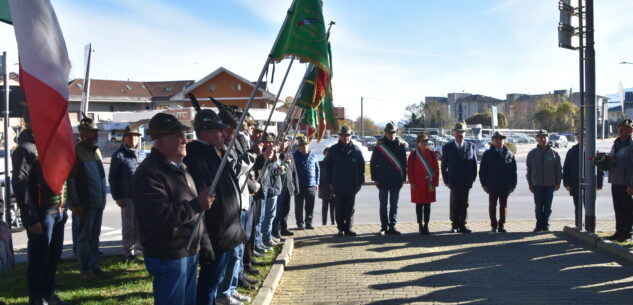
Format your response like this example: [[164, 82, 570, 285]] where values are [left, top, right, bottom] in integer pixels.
[[80, 270, 96, 280], [44, 294, 71, 305], [272, 237, 283, 244], [232, 292, 252, 303], [263, 240, 276, 247], [216, 296, 242, 305], [280, 229, 295, 236], [387, 228, 401, 235], [253, 250, 264, 257]]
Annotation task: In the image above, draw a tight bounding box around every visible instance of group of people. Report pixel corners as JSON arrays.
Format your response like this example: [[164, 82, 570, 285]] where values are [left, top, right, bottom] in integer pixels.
[[8, 98, 633, 305]]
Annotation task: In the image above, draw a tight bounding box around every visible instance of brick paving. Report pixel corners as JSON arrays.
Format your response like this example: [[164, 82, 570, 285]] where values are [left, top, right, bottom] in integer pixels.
[[271, 220, 633, 305]]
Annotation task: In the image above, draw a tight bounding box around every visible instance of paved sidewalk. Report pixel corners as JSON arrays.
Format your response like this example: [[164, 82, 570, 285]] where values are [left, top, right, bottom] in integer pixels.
[[271, 220, 633, 305]]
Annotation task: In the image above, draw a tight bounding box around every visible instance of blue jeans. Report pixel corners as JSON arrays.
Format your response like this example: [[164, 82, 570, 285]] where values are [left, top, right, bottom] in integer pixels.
[[272, 191, 286, 237], [27, 212, 66, 302], [145, 254, 198, 305], [219, 211, 247, 298], [255, 197, 266, 248], [379, 188, 400, 229], [74, 207, 103, 273], [261, 195, 278, 243], [533, 186, 555, 230], [197, 250, 230, 305]]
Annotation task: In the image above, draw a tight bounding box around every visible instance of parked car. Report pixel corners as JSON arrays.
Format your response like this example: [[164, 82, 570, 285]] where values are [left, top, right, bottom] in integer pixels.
[[548, 134, 568, 148]]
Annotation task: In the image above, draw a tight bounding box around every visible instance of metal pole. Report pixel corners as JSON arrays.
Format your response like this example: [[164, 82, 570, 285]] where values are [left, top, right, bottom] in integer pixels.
[[262, 57, 294, 135], [80, 43, 93, 116], [584, 0, 596, 233], [576, 0, 585, 230], [2, 52, 10, 225], [360, 97, 364, 137]]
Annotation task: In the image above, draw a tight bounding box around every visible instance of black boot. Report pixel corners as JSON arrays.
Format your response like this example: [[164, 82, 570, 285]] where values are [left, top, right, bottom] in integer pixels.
[[422, 224, 430, 235], [418, 222, 424, 234]]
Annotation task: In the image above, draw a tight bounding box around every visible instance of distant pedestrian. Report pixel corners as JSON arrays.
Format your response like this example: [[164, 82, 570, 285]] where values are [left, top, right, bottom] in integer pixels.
[[108, 125, 143, 262], [563, 133, 604, 229], [323, 126, 365, 236], [407, 134, 439, 235], [133, 113, 214, 305], [319, 147, 335, 226], [441, 122, 478, 233], [293, 136, 320, 230], [370, 122, 407, 235], [607, 119, 633, 241], [479, 131, 517, 233], [12, 128, 70, 305], [526, 129, 562, 232], [67, 117, 107, 279], [274, 138, 299, 237]]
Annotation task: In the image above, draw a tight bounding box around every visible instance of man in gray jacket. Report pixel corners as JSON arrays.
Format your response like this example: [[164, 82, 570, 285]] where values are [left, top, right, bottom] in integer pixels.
[[610, 119, 633, 242], [526, 129, 562, 232]]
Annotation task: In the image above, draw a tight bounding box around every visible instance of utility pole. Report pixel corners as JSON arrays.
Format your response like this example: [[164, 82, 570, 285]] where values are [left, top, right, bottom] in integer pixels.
[[1, 52, 9, 226], [360, 96, 364, 137], [584, 0, 596, 232]]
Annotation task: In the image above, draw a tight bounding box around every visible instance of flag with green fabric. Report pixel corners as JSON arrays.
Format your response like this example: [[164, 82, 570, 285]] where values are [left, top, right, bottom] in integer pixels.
[[0, 0, 12, 24], [269, 0, 330, 75]]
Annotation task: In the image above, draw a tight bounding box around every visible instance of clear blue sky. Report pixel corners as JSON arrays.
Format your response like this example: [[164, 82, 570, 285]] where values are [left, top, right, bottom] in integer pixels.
[[1, 0, 632, 122]]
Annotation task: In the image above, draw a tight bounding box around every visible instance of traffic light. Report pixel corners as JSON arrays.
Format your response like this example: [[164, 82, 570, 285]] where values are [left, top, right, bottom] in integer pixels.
[[558, 0, 577, 50]]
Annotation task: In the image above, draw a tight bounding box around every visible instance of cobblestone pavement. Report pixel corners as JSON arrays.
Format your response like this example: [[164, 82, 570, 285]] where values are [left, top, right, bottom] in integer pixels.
[[271, 220, 633, 305]]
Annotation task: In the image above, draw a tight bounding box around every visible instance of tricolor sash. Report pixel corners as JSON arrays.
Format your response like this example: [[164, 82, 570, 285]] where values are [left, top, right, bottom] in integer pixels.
[[376, 143, 403, 175], [415, 149, 435, 191]]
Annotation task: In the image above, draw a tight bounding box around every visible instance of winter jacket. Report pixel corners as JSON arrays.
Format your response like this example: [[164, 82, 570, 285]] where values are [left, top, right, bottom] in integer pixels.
[[293, 149, 320, 188], [318, 160, 333, 200], [370, 136, 407, 189], [526, 145, 562, 187], [441, 140, 478, 189], [184, 141, 247, 254], [280, 151, 299, 195], [479, 146, 517, 196], [563, 143, 604, 195], [67, 141, 106, 209], [407, 148, 439, 204], [11, 129, 68, 226], [108, 143, 140, 200], [322, 141, 365, 194], [608, 137, 632, 186], [133, 148, 212, 261]]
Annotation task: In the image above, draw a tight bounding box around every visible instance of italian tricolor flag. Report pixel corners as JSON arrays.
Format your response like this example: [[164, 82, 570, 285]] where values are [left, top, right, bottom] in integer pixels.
[[1, 0, 75, 194]]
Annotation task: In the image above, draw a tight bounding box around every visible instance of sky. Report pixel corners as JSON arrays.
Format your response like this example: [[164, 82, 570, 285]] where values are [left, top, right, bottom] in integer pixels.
[[1, 0, 632, 124]]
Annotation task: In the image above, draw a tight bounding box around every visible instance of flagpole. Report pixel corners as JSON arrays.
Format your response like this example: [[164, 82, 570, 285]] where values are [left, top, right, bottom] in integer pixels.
[[263, 57, 294, 135], [79, 43, 93, 117], [2, 52, 10, 225], [186, 0, 300, 250]]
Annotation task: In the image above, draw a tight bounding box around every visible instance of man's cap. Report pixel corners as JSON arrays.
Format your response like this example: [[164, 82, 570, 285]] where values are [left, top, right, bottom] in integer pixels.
[[384, 121, 397, 133], [453, 122, 467, 132], [297, 136, 309, 145], [618, 119, 633, 129], [253, 122, 265, 132], [78, 117, 99, 131], [262, 132, 276, 142], [246, 114, 257, 127], [491, 131, 506, 139], [194, 109, 228, 132], [536, 129, 548, 137], [338, 125, 353, 136], [123, 125, 142, 136], [148, 113, 190, 140], [416, 134, 429, 142], [210, 98, 239, 127]]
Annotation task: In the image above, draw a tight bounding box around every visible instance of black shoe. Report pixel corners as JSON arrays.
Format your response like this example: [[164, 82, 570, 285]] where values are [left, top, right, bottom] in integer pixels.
[[422, 225, 430, 235], [296, 226, 305, 230], [337, 231, 344, 236], [252, 261, 267, 267], [491, 225, 497, 233], [387, 228, 401, 235], [450, 226, 459, 233], [616, 234, 632, 242], [92, 267, 105, 276], [542, 227, 550, 232], [606, 233, 621, 240], [498, 228, 507, 233], [378, 228, 387, 236], [281, 229, 295, 236], [533, 227, 541, 233], [244, 265, 260, 275], [241, 275, 260, 285], [345, 230, 357, 236], [239, 278, 256, 289], [44, 294, 71, 305], [460, 226, 471, 234], [305, 224, 314, 230]]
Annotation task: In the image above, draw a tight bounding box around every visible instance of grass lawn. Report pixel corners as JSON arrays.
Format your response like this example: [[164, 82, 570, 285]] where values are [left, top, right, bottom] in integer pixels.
[[0, 244, 282, 305], [597, 232, 633, 250]]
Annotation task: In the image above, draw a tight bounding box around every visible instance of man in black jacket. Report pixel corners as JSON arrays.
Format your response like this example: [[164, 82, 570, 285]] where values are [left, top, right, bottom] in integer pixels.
[[184, 109, 247, 305], [563, 133, 604, 229], [479, 132, 517, 233], [441, 122, 478, 233], [12, 128, 70, 305], [370, 122, 407, 235], [133, 113, 214, 305], [323, 126, 365, 236]]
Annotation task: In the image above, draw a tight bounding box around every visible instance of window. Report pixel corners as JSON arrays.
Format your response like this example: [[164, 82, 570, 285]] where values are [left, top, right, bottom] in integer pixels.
[[164, 87, 172, 92], [209, 83, 217, 92], [124, 85, 132, 91], [237, 83, 242, 91]]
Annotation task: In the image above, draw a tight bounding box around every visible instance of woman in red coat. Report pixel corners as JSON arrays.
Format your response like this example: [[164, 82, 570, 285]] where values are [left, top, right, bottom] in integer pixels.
[[407, 134, 440, 234]]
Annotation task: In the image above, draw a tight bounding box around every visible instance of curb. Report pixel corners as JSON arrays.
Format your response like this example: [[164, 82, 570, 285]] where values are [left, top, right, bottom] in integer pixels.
[[252, 238, 294, 305], [562, 226, 633, 264]]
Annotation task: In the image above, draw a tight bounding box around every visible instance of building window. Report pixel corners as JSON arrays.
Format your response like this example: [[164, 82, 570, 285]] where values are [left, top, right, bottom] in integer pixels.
[[237, 83, 242, 91], [209, 83, 217, 92], [109, 105, 115, 112]]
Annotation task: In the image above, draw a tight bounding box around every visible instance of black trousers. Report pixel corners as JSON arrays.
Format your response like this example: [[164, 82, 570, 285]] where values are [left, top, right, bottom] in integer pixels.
[[450, 188, 470, 228], [279, 189, 291, 232], [415, 204, 431, 225], [611, 185, 633, 235], [335, 193, 356, 232], [489, 194, 508, 229], [295, 186, 316, 227], [243, 198, 260, 268], [321, 197, 335, 225]]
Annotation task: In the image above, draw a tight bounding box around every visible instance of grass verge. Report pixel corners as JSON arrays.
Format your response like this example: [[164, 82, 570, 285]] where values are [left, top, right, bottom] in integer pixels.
[[597, 232, 633, 250], [0, 244, 283, 305]]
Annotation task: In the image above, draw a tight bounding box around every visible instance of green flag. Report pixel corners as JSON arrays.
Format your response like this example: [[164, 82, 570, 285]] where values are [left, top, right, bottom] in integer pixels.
[[0, 0, 11, 24], [269, 0, 330, 75], [296, 65, 317, 109]]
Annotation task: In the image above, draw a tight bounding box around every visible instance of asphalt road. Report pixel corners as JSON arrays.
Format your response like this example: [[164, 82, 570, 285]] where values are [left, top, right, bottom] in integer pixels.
[[11, 139, 616, 249]]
